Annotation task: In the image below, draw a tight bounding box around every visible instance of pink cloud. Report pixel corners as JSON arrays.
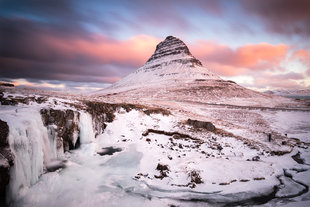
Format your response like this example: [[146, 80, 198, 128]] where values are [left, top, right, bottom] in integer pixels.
[[41, 34, 160, 66], [291, 49, 310, 65], [191, 41, 288, 76]]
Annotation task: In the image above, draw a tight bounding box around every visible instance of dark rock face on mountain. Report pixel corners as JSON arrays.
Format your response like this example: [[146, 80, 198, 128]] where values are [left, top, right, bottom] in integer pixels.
[[146, 36, 202, 68]]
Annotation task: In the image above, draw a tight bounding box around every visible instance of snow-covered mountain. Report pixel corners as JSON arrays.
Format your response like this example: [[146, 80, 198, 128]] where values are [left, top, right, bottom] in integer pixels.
[[93, 36, 294, 107], [97, 36, 220, 93]]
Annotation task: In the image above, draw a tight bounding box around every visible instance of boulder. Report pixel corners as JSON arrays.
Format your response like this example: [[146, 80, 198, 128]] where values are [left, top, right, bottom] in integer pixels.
[[186, 119, 215, 131]]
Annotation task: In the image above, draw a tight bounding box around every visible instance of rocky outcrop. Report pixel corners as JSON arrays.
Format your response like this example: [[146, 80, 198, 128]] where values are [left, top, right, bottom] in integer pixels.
[[85, 101, 170, 137], [155, 163, 170, 179], [0, 119, 14, 206], [0, 93, 47, 105], [40, 109, 80, 152], [186, 119, 216, 131]]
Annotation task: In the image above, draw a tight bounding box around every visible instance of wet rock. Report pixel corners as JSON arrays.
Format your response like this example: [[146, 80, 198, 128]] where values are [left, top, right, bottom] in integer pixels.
[[46, 159, 67, 172], [97, 147, 122, 156], [0, 119, 14, 206], [291, 152, 304, 164], [40, 109, 80, 152], [186, 119, 215, 131], [0, 120, 9, 148]]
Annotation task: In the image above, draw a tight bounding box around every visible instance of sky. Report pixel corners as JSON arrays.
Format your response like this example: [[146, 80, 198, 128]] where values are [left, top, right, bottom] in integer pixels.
[[0, 0, 310, 93]]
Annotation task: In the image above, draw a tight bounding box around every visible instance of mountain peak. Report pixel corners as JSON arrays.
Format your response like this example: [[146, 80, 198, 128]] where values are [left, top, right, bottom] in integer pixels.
[[146, 35, 202, 67], [95, 36, 221, 94]]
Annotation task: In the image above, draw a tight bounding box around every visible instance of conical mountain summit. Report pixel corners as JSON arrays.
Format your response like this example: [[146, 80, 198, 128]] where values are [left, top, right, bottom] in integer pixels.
[[99, 36, 220, 92], [94, 36, 287, 107], [145, 35, 202, 67]]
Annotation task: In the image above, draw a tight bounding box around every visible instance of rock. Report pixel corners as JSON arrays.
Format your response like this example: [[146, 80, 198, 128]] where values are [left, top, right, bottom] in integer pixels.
[[155, 163, 170, 179], [46, 159, 67, 172], [291, 152, 304, 164], [189, 170, 203, 185], [217, 144, 223, 151], [40, 109, 80, 152], [0, 120, 9, 148], [186, 119, 216, 131], [146, 36, 202, 67], [254, 177, 265, 181], [252, 156, 260, 161], [240, 179, 250, 182], [156, 163, 169, 171], [97, 147, 122, 156], [0, 119, 14, 206]]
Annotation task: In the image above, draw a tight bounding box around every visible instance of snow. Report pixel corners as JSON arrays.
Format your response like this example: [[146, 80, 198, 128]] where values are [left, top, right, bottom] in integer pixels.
[[1, 84, 310, 206], [262, 111, 310, 142]]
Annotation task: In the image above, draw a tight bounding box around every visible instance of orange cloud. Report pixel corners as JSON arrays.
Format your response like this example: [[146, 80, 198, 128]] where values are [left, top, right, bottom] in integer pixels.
[[191, 41, 288, 76]]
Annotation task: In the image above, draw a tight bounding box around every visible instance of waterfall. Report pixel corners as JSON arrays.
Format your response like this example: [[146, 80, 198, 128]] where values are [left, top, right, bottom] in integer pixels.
[[79, 112, 95, 144], [1, 108, 55, 203], [0, 106, 97, 204]]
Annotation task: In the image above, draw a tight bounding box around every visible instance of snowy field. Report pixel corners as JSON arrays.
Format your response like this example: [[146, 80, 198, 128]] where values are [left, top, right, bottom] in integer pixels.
[[1, 88, 310, 207]]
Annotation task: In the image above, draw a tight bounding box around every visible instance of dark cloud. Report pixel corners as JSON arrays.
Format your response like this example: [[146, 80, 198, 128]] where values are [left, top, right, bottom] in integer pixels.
[[0, 17, 158, 83], [240, 0, 310, 38]]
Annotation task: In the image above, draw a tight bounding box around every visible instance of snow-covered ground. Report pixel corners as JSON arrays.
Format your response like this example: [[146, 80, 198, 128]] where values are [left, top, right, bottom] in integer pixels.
[[1, 88, 310, 207]]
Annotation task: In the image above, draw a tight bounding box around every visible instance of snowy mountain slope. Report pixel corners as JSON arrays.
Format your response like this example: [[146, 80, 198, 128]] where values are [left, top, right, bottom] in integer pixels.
[[92, 36, 296, 108]]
